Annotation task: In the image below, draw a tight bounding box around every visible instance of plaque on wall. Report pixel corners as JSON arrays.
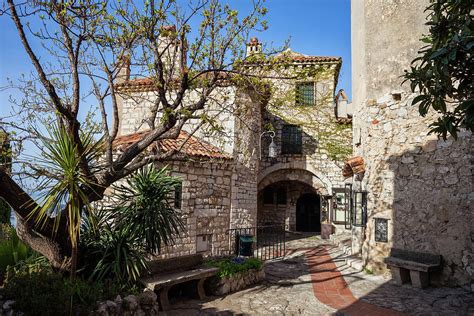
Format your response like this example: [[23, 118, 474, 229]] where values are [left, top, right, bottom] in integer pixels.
[[374, 218, 388, 242]]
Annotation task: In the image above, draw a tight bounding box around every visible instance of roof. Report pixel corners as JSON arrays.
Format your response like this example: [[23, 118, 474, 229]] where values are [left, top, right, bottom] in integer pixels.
[[112, 130, 232, 160], [116, 49, 341, 93], [273, 49, 341, 64], [115, 72, 232, 93]]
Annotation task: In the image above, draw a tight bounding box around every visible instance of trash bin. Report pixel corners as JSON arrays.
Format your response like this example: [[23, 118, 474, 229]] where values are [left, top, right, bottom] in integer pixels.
[[238, 234, 254, 256]]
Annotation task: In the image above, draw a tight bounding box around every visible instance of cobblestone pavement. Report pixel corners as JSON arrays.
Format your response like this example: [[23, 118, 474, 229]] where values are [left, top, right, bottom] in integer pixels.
[[160, 235, 474, 315]]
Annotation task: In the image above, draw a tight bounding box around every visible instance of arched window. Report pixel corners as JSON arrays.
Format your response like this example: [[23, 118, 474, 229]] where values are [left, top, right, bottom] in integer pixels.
[[276, 187, 287, 205]]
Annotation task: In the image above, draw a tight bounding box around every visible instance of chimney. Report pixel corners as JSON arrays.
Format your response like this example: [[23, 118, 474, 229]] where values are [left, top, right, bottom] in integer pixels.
[[336, 89, 349, 118], [158, 25, 187, 77], [246, 37, 262, 57], [116, 54, 130, 84]]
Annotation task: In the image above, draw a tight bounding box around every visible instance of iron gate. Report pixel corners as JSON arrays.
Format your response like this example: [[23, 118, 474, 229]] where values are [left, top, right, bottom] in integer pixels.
[[227, 225, 286, 260]]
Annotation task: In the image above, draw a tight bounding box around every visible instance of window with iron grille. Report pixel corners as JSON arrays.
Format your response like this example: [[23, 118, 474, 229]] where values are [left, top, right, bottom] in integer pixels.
[[296, 82, 315, 106], [281, 125, 302, 154]]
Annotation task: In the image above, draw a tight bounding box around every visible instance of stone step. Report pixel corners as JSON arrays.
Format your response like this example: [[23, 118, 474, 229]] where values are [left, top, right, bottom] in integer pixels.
[[345, 255, 364, 271]]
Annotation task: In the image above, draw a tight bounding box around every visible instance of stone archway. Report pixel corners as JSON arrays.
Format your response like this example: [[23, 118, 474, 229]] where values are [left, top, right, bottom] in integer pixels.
[[258, 162, 333, 195], [257, 167, 332, 231]]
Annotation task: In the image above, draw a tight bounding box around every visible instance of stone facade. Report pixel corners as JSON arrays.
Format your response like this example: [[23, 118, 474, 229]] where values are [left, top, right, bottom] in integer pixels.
[[351, 0, 473, 287], [156, 160, 234, 258], [256, 53, 352, 233], [114, 38, 353, 259]]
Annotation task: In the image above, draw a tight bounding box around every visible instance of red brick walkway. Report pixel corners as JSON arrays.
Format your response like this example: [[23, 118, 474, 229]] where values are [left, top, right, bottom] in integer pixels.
[[305, 246, 405, 316]]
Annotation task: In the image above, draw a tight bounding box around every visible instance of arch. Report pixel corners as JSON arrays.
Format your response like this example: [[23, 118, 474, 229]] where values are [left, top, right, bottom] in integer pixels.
[[258, 162, 333, 195]]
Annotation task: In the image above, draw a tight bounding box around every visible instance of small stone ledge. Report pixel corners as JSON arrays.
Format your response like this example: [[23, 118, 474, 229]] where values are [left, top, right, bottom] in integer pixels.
[[207, 268, 265, 296]]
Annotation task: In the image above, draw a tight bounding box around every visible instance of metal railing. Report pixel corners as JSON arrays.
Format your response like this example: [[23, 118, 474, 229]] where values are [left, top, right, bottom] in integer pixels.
[[227, 224, 286, 261]]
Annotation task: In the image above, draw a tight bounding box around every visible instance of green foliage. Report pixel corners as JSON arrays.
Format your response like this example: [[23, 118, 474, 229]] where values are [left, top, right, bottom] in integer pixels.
[[110, 165, 184, 254], [3, 267, 123, 316], [206, 257, 263, 279], [32, 123, 103, 276], [0, 225, 34, 275], [404, 0, 474, 139], [80, 166, 184, 285], [80, 208, 148, 285], [0, 198, 11, 224]]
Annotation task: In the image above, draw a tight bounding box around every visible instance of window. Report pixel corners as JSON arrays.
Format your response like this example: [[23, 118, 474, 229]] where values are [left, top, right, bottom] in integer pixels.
[[174, 182, 182, 209], [332, 189, 346, 224], [296, 82, 315, 106], [374, 218, 388, 242], [281, 125, 302, 154], [262, 185, 287, 205], [276, 187, 287, 205]]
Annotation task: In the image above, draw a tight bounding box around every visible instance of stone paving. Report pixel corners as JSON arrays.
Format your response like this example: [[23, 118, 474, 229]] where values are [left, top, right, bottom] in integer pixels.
[[159, 235, 474, 315]]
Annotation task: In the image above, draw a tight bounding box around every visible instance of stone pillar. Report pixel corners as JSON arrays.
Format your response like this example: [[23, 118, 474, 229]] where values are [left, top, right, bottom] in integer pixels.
[[229, 88, 262, 229]]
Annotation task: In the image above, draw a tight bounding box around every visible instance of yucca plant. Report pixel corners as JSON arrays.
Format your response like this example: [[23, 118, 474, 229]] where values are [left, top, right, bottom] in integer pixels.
[[112, 165, 185, 254], [80, 166, 184, 284], [30, 124, 102, 278], [80, 208, 148, 284]]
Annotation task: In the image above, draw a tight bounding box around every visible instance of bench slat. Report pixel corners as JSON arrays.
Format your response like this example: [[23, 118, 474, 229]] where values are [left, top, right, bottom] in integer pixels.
[[140, 267, 219, 290], [384, 257, 441, 272]]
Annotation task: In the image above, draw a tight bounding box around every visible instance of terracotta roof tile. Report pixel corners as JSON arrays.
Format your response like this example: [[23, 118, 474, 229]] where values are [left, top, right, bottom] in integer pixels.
[[112, 130, 231, 160]]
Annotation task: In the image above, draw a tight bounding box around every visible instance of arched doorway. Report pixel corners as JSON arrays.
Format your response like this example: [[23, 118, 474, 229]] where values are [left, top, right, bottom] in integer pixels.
[[296, 193, 321, 232]]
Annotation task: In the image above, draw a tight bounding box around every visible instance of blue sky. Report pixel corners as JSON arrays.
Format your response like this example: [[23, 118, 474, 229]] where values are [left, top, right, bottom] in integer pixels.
[[0, 0, 352, 114], [249, 0, 352, 98]]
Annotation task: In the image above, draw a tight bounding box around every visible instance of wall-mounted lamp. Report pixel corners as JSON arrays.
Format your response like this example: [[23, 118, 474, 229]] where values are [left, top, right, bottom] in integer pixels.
[[259, 131, 277, 159]]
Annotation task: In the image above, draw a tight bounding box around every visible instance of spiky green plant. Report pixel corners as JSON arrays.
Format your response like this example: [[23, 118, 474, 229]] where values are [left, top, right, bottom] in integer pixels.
[[112, 165, 185, 254], [31, 124, 102, 278], [80, 166, 184, 284]]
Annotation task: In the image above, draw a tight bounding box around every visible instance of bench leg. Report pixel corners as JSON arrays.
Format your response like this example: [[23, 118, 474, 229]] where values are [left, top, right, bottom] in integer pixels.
[[197, 278, 207, 300], [159, 286, 171, 311], [391, 267, 410, 285], [410, 270, 430, 289]]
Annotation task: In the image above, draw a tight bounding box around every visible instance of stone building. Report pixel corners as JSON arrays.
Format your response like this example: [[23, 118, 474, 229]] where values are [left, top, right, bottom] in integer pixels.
[[112, 35, 352, 257], [351, 0, 473, 287]]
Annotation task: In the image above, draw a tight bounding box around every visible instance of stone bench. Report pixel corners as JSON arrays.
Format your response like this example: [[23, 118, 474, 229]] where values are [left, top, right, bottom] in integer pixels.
[[140, 254, 218, 310], [384, 248, 441, 288]]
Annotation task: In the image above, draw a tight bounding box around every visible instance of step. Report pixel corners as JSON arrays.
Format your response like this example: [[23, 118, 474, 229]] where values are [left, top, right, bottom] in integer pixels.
[[345, 255, 364, 271]]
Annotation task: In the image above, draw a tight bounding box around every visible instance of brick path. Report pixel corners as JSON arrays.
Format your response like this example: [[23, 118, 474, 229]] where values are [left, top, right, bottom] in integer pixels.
[[305, 246, 405, 316]]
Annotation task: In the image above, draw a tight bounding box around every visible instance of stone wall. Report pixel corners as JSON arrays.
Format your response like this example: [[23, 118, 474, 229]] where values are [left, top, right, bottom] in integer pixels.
[[118, 87, 237, 154], [351, 0, 473, 287], [256, 62, 352, 231], [155, 160, 234, 258], [229, 88, 262, 229], [259, 65, 352, 192]]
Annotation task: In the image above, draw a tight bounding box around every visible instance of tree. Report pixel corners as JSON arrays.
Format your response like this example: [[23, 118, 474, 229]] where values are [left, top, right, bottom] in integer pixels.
[[0, 0, 269, 269], [404, 0, 473, 140]]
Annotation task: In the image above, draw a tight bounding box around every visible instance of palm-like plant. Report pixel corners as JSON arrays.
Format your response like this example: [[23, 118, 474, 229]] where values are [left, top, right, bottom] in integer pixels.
[[31, 124, 102, 278], [112, 166, 185, 253], [80, 166, 185, 284]]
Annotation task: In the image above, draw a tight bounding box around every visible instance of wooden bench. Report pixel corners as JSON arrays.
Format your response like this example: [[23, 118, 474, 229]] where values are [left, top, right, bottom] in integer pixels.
[[384, 248, 441, 288], [140, 254, 218, 310]]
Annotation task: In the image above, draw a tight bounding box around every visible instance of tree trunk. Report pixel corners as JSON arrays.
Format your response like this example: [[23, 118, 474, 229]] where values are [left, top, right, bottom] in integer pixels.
[[0, 169, 71, 268]]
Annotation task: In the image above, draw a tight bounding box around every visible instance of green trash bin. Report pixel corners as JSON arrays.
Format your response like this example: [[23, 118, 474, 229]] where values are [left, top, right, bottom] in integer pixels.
[[238, 234, 254, 256]]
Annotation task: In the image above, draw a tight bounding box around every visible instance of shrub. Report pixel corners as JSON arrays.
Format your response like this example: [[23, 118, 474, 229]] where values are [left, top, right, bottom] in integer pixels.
[[79, 210, 148, 286], [79, 166, 184, 285], [4, 266, 126, 316], [206, 257, 263, 279], [0, 225, 34, 276]]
